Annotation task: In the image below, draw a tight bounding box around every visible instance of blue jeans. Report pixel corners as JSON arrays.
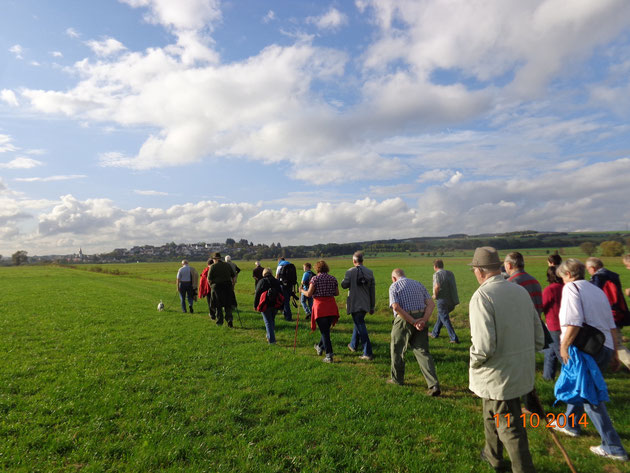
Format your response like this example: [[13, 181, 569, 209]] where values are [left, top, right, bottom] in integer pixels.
[[300, 294, 313, 317], [543, 330, 561, 380], [281, 285, 292, 321], [431, 299, 459, 342], [261, 309, 276, 343], [349, 311, 372, 357], [562, 347, 627, 457], [316, 316, 334, 357], [178, 282, 194, 312]]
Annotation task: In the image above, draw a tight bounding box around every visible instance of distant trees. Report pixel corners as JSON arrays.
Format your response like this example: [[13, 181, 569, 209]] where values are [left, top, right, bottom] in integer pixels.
[[579, 242, 597, 256], [600, 240, 624, 257], [12, 250, 28, 266]]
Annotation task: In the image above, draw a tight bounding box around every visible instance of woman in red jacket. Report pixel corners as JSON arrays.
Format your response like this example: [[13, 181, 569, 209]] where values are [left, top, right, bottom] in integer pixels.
[[542, 265, 563, 380], [301, 260, 339, 363]]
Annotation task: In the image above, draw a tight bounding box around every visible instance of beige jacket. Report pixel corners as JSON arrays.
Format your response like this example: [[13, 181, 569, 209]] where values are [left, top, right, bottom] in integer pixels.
[[469, 274, 545, 400]]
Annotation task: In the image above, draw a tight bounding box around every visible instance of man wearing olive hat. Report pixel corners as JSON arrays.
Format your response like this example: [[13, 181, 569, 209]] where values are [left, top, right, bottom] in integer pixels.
[[469, 247, 544, 473], [208, 252, 237, 327]]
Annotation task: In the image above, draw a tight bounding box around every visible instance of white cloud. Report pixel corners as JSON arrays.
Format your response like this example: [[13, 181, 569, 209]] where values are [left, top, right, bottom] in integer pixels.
[[86, 38, 127, 56], [0, 157, 43, 169], [360, 0, 630, 98], [444, 171, 463, 187], [120, 0, 222, 32], [307, 8, 348, 30], [1, 89, 19, 107], [9, 44, 23, 59], [0, 134, 18, 153], [1, 156, 628, 255], [66, 27, 80, 38], [417, 169, 454, 183], [414, 158, 630, 235], [51, 51, 63, 58], [14, 175, 87, 182], [263, 10, 275, 23], [134, 189, 169, 196]]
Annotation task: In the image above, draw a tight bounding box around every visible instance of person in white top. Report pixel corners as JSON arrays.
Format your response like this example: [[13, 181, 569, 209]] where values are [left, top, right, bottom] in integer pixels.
[[554, 258, 627, 462]]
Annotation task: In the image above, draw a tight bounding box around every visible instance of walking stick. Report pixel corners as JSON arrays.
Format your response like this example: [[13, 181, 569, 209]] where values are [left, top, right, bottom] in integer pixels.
[[529, 389, 578, 473], [235, 306, 243, 328], [293, 290, 300, 353]]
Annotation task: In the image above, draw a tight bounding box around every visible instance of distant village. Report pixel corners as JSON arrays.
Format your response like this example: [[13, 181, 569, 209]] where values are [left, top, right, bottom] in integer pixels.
[[7, 230, 630, 266], [27, 240, 258, 264]]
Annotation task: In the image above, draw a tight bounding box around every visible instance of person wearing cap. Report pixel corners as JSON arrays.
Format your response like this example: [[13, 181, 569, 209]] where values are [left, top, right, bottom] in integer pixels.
[[469, 247, 544, 473], [208, 252, 237, 327], [387, 268, 440, 396], [176, 260, 198, 313]]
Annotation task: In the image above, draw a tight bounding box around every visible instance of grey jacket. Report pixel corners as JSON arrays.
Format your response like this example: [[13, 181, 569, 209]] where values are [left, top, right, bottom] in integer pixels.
[[341, 265, 376, 314], [433, 268, 459, 308], [469, 274, 545, 400]]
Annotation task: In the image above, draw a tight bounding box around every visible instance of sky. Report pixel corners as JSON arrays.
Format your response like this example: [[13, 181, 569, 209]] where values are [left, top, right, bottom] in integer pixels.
[[1, 0, 630, 256]]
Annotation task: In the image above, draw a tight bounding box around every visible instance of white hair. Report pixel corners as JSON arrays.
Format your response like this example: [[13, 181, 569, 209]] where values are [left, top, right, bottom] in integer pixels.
[[225, 255, 231, 262]]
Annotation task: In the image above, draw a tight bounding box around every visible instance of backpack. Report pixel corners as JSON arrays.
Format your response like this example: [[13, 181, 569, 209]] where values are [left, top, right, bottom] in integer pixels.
[[266, 285, 285, 309], [278, 263, 298, 287], [302, 270, 315, 289]]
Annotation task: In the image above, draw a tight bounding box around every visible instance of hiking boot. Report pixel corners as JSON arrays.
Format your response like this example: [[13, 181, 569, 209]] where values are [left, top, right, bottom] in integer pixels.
[[314, 344, 323, 356], [427, 386, 441, 397], [347, 343, 356, 352], [589, 445, 628, 461]]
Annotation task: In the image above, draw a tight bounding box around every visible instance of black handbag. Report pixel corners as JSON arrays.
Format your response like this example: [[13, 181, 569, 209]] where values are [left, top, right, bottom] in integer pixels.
[[573, 323, 605, 356], [572, 284, 605, 356]]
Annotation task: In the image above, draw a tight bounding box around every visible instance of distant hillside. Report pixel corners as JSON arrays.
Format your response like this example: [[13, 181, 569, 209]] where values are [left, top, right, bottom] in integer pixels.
[[24, 230, 630, 264]]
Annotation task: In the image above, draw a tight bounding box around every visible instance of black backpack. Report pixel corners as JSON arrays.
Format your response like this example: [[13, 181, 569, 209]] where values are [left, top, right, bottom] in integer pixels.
[[278, 263, 297, 287], [265, 285, 285, 309]]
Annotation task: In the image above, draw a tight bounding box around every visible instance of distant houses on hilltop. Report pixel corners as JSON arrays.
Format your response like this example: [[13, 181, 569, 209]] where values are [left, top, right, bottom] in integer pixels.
[[18, 230, 630, 265]]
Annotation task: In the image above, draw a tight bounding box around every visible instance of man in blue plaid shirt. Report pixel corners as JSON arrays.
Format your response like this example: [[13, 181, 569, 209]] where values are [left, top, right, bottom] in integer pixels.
[[388, 268, 441, 396]]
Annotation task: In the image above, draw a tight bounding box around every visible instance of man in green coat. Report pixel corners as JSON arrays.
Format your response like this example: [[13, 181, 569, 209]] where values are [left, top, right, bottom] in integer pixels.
[[208, 252, 237, 327]]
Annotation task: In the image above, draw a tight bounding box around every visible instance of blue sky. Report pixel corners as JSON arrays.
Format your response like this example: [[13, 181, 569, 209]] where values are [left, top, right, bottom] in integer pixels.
[[1, 0, 630, 256]]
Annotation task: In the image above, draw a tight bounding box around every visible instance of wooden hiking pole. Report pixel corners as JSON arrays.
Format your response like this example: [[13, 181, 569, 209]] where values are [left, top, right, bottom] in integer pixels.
[[529, 389, 578, 473]]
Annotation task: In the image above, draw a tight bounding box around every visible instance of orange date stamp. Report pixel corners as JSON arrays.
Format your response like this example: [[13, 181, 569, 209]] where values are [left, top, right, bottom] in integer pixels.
[[493, 413, 588, 429]]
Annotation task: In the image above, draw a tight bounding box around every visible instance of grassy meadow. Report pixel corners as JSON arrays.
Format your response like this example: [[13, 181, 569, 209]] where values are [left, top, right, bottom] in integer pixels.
[[1, 252, 630, 472]]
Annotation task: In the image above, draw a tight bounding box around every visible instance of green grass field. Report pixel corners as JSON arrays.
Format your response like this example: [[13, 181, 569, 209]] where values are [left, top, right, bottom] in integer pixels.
[[1, 254, 629, 472]]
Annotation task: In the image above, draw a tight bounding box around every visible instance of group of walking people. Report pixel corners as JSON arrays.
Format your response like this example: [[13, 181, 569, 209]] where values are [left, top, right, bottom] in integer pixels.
[[177, 248, 630, 470]]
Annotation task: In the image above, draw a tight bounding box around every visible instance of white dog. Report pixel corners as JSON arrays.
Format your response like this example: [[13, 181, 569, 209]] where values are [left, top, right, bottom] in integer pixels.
[[157, 300, 164, 311]]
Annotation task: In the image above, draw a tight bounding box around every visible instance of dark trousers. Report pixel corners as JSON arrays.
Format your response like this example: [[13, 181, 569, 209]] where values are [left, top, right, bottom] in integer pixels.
[[317, 316, 334, 356], [212, 283, 233, 323], [281, 285, 292, 321], [482, 398, 536, 473], [206, 293, 216, 318], [178, 282, 194, 312]]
